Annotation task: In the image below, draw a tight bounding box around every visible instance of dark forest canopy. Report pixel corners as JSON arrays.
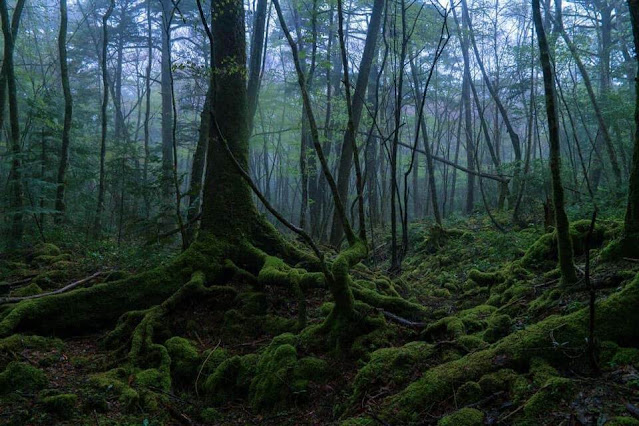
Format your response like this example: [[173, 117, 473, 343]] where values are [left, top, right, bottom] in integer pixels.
[[1, 0, 639, 424]]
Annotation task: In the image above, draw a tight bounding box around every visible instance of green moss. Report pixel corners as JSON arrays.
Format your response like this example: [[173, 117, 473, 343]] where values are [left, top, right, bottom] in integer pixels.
[[437, 408, 484, 426], [237, 292, 267, 315], [204, 353, 258, 404], [51, 260, 74, 270], [33, 243, 61, 257], [32, 270, 69, 288], [433, 288, 451, 298], [0, 334, 63, 353], [457, 335, 488, 352], [10, 282, 42, 297], [89, 368, 140, 409], [0, 361, 48, 393], [201, 407, 223, 422], [32, 254, 72, 267], [351, 342, 434, 402], [351, 326, 394, 359], [422, 316, 465, 341], [483, 314, 512, 343], [469, 269, 504, 286], [384, 273, 639, 423], [165, 337, 200, 384], [456, 381, 482, 405], [529, 358, 558, 387], [477, 369, 519, 394], [611, 347, 639, 366], [247, 334, 328, 411], [607, 417, 639, 425], [42, 393, 77, 419], [523, 377, 574, 419]]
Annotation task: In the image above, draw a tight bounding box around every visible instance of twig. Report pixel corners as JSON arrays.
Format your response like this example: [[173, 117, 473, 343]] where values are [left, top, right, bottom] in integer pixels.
[[195, 339, 221, 398], [627, 403, 639, 420], [377, 308, 427, 328], [0, 271, 106, 304]]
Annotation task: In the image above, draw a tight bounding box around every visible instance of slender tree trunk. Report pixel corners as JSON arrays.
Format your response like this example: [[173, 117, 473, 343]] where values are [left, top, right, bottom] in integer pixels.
[[94, 0, 115, 237], [143, 0, 152, 218], [247, 0, 268, 135], [410, 60, 442, 226], [619, 0, 639, 256], [533, 0, 577, 284], [553, 2, 622, 190], [329, 0, 384, 246], [54, 0, 73, 222], [160, 0, 174, 222]]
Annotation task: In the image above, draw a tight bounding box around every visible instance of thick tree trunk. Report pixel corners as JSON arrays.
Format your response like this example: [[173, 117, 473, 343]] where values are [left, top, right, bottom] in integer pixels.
[[55, 0, 73, 222], [533, 0, 577, 284], [199, 0, 257, 238]]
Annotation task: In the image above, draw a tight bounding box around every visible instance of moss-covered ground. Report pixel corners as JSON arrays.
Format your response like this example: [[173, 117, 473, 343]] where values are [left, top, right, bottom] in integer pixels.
[[1, 215, 639, 425]]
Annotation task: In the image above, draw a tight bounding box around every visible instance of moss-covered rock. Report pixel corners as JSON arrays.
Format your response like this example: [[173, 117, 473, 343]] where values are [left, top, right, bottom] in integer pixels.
[[468, 269, 504, 286], [382, 273, 639, 423], [42, 393, 77, 419], [611, 347, 639, 366], [477, 368, 519, 394], [10, 283, 42, 297], [456, 381, 482, 405], [483, 314, 512, 343], [529, 358, 558, 387], [437, 407, 484, 426], [0, 361, 48, 393], [351, 342, 434, 402], [33, 243, 61, 258]]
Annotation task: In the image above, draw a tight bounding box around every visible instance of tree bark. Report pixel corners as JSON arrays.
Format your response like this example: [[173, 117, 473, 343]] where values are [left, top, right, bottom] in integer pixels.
[[94, 0, 115, 237], [54, 0, 73, 222], [620, 0, 639, 255], [0, 0, 26, 246], [329, 0, 384, 246], [533, 0, 577, 284]]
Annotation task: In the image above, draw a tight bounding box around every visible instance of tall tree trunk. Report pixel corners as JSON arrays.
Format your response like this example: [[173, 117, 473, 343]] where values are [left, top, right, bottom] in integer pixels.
[[0, 0, 25, 139], [619, 0, 639, 256], [0, 0, 25, 246], [199, 0, 257, 238], [329, 0, 384, 246], [160, 0, 174, 222], [553, 1, 622, 190], [94, 0, 115, 237], [533, 0, 577, 284], [461, 0, 522, 207], [247, 0, 268, 135], [410, 59, 442, 226], [143, 0, 153, 218], [54, 0, 73, 222]]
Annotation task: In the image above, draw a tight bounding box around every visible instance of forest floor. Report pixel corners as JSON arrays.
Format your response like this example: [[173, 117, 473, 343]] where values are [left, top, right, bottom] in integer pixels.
[[1, 214, 639, 425]]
